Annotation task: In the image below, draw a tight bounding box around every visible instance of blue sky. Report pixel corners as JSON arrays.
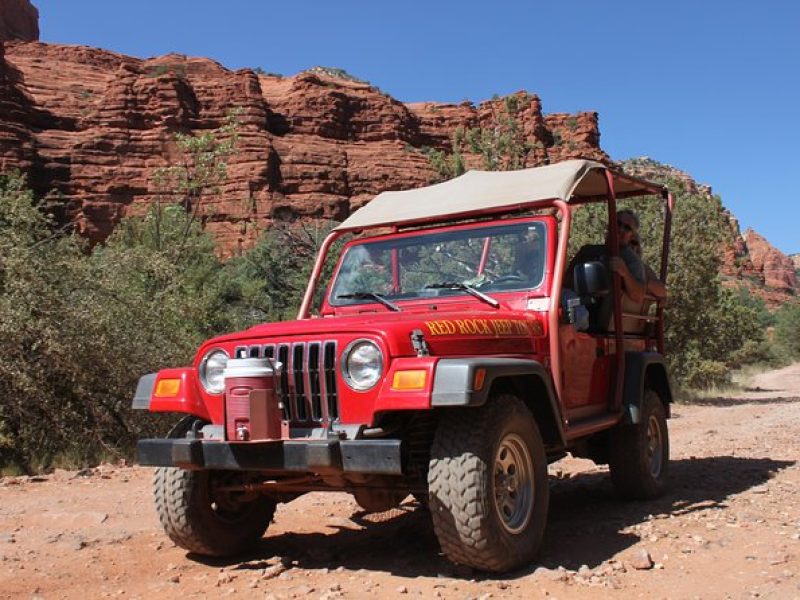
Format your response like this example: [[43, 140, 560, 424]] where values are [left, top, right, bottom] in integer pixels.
[[34, 0, 799, 254]]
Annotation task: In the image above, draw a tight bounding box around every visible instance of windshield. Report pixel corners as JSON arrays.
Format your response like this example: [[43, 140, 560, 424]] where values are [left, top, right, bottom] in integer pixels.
[[330, 220, 547, 306]]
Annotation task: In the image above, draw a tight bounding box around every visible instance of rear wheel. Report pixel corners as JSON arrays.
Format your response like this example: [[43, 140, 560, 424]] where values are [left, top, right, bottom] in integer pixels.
[[152, 417, 276, 557], [608, 389, 669, 499], [428, 394, 549, 572]]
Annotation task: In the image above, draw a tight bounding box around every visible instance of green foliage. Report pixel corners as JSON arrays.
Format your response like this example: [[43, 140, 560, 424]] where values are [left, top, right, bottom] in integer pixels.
[[147, 63, 188, 79], [0, 114, 253, 472], [225, 221, 340, 323], [465, 95, 533, 171], [424, 94, 535, 182], [153, 109, 240, 212], [621, 174, 769, 389], [732, 286, 775, 329], [306, 66, 367, 84], [0, 172, 239, 472], [774, 301, 800, 359], [422, 128, 466, 183]]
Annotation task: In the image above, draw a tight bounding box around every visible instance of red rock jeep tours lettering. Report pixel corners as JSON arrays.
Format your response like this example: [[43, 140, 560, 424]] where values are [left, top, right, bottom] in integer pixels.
[[425, 318, 530, 337]]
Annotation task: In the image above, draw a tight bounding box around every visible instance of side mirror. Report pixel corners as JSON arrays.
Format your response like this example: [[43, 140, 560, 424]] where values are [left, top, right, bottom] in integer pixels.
[[574, 261, 609, 297]]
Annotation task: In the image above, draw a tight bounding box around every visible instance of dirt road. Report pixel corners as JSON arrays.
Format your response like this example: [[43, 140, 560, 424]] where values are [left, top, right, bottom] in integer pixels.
[[2, 364, 799, 600]]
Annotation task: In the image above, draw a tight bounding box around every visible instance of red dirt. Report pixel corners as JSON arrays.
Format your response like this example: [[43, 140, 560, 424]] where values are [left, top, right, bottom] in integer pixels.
[[1, 364, 799, 599]]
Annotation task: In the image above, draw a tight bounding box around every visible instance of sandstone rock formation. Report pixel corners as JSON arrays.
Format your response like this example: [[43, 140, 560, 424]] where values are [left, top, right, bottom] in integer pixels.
[[0, 0, 38, 42], [622, 156, 712, 196], [745, 229, 798, 292], [0, 41, 606, 251]]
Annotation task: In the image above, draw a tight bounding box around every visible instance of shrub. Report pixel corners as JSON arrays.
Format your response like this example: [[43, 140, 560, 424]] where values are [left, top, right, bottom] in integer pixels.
[[0, 113, 247, 472], [774, 300, 800, 359]]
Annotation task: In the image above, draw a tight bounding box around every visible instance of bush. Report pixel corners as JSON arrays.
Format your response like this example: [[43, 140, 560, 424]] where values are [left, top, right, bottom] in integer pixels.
[[774, 301, 800, 360], [0, 173, 240, 472], [0, 114, 250, 472], [225, 220, 340, 324]]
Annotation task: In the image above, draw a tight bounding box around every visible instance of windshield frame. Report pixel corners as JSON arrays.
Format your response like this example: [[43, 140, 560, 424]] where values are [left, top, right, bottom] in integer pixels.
[[325, 216, 554, 310]]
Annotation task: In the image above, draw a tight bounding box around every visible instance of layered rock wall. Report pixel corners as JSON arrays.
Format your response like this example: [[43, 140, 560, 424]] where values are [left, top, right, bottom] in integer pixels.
[[0, 42, 607, 250], [0, 0, 38, 42], [745, 229, 799, 292]]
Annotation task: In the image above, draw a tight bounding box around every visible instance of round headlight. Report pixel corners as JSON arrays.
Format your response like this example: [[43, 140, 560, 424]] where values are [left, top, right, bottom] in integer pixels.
[[199, 348, 229, 394], [342, 340, 383, 391]]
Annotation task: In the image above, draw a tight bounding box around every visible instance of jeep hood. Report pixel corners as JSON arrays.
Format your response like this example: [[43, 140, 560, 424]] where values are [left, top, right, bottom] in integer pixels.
[[203, 307, 542, 359]]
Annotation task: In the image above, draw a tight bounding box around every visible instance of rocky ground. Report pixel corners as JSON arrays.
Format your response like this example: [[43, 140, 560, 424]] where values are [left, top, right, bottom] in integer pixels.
[[1, 363, 799, 600]]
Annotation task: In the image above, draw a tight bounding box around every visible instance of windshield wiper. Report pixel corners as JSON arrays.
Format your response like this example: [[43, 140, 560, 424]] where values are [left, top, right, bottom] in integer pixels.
[[425, 282, 500, 309], [337, 292, 401, 312]]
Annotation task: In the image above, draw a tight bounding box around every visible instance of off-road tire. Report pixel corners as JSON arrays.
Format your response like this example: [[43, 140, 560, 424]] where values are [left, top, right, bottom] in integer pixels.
[[608, 389, 669, 499], [152, 417, 276, 557], [428, 394, 549, 572]]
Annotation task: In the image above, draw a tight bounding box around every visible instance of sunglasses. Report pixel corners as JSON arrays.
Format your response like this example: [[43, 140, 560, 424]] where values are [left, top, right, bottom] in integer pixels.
[[617, 221, 635, 233]]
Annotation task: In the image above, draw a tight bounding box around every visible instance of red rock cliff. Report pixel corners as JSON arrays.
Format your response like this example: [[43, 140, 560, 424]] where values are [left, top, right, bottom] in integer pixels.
[[745, 229, 799, 292], [0, 0, 38, 42], [0, 42, 607, 251]]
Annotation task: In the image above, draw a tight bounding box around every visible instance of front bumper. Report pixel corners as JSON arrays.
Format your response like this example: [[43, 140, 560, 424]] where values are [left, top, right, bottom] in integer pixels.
[[136, 438, 403, 475]]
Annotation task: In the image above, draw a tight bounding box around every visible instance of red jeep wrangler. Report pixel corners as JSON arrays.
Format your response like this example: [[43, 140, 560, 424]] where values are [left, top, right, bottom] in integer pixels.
[[134, 159, 674, 572]]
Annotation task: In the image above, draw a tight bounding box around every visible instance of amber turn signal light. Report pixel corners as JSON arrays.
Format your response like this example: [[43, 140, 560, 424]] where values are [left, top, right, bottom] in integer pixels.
[[473, 368, 487, 391], [391, 370, 427, 390], [154, 378, 181, 397]]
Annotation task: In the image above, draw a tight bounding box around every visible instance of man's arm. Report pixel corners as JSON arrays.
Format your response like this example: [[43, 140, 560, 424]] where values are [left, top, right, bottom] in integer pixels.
[[608, 256, 646, 303], [644, 263, 667, 300]]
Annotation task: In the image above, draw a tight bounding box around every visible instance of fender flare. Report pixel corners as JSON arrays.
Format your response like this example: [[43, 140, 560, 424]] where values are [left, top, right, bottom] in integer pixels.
[[431, 358, 565, 447], [623, 351, 673, 424]]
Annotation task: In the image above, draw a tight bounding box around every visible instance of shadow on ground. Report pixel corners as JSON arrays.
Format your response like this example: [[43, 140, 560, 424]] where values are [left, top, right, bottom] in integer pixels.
[[688, 396, 800, 407], [192, 455, 794, 579]]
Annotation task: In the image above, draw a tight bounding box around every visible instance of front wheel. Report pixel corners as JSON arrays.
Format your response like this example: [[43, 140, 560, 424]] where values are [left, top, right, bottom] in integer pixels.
[[608, 389, 669, 499], [152, 417, 276, 557], [428, 394, 549, 572]]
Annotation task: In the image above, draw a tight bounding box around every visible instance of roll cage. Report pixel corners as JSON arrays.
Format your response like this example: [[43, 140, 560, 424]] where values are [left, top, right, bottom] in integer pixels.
[[297, 160, 673, 411]]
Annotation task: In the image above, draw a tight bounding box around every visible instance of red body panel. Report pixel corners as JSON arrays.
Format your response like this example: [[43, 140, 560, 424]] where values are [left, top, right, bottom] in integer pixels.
[[149, 368, 220, 423], [176, 308, 547, 428]]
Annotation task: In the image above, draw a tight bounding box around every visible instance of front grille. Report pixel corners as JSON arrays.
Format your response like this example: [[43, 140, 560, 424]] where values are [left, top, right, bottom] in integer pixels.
[[234, 341, 339, 424]]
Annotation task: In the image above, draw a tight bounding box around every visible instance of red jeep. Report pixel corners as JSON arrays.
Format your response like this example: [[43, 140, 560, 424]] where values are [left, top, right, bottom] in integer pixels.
[[134, 159, 674, 572]]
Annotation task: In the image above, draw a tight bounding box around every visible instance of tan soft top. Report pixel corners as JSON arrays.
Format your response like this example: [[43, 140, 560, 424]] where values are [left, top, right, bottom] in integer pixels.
[[336, 159, 664, 232]]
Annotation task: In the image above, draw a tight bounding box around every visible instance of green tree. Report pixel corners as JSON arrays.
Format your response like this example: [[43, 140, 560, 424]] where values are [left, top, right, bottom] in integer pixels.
[[425, 94, 535, 183], [774, 301, 800, 359], [225, 220, 340, 323], [622, 175, 768, 388], [0, 114, 247, 472], [151, 109, 240, 260]]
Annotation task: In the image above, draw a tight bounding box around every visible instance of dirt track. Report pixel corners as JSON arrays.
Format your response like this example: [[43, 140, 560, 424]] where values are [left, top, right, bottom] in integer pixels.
[[1, 364, 799, 600]]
